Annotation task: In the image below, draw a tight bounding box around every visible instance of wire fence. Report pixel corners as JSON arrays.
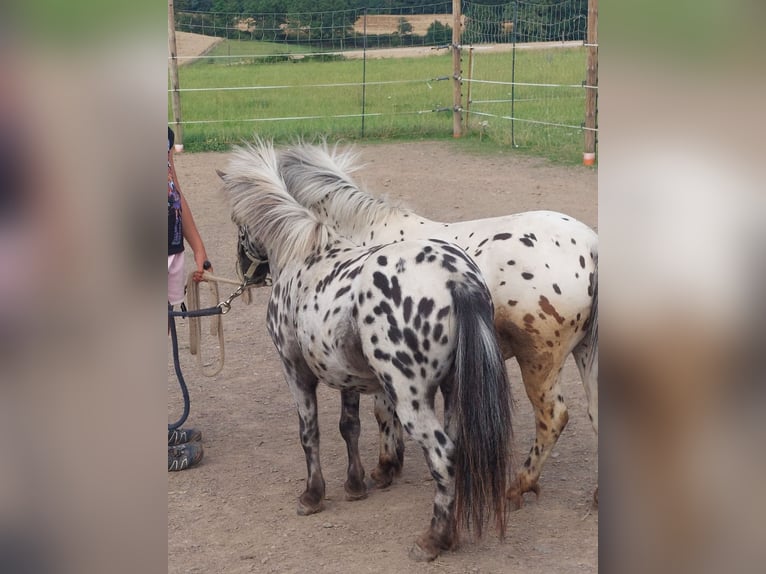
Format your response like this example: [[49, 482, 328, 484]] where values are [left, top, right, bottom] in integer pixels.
[[169, 1, 595, 161]]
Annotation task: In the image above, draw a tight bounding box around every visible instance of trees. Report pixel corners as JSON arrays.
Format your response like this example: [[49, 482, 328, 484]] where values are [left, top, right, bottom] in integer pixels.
[[279, 0, 356, 44], [173, 1, 589, 45], [397, 17, 413, 36], [515, 0, 588, 42], [424, 21, 452, 45]]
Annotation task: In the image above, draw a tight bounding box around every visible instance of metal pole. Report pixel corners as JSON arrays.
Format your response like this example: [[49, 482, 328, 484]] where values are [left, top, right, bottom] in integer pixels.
[[510, 1, 518, 147], [168, 0, 183, 147], [451, 0, 462, 137], [465, 46, 474, 132]]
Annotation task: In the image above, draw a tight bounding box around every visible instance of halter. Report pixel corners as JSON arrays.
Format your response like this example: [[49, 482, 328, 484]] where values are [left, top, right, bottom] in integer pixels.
[[238, 226, 271, 285]]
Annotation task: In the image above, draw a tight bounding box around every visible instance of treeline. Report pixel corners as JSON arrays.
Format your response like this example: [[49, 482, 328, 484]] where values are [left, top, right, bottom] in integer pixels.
[[173, 1, 445, 13], [174, 1, 587, 48], [174, 1, 585, 16], [174, 1, 503, 13]]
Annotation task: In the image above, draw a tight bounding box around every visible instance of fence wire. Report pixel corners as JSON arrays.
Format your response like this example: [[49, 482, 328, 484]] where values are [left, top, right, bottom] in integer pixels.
[[170, 1, 593, 161]]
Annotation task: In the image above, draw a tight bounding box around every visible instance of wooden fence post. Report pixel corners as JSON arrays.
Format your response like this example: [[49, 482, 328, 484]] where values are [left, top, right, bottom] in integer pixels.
[[583, 0, 598, 165], [168, 0, 183, 149]]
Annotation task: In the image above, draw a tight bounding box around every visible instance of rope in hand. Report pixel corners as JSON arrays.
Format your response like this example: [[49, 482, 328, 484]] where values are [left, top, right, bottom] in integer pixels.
[[183, 270, 258, 377], [185, 271, 225, 377], [200, 271, 253, 304]]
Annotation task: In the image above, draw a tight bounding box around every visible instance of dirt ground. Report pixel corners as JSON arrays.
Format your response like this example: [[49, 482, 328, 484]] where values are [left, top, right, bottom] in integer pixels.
[[168, 141, 597, 574], [174, 32, 224, 65]]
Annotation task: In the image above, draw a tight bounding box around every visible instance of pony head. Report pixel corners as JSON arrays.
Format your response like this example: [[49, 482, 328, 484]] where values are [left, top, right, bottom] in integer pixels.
[[217, 165, 271, 286], [236, 224, 271, 286]]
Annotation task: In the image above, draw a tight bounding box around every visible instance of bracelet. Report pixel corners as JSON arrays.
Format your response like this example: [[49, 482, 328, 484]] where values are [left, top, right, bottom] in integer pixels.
[[203, 260, 212, 270]]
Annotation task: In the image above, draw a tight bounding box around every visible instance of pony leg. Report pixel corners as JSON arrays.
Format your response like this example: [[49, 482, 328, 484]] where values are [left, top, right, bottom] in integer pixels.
[[573, 339, 598, 505], [411, 490, 457, 562], [508, 354, 569, 509], [396, 410, 457, 562], [339, 389, 367, 501], [370, 392, 404, 489], [439, 377, 454, 431], [291, 381, 326, 516], [573, 339, 599, 435]]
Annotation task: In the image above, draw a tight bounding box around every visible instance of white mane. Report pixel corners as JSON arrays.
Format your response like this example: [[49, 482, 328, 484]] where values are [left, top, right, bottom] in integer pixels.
[[278, 141, 414, 236], [222, 139, 331, 273]]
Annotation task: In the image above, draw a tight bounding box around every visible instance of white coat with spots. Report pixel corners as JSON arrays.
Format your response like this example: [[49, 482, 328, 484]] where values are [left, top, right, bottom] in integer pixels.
[[220, 140, 514, 561], [277, 142, 598, 506]]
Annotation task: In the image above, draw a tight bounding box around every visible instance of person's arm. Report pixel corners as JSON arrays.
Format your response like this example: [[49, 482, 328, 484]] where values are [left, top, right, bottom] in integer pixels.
[[179, 191, 211, 281], [171, 149, 212, 281]]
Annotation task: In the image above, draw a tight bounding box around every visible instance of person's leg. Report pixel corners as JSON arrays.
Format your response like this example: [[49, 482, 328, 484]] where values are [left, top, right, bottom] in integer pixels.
[[167, 253, 204, 471]]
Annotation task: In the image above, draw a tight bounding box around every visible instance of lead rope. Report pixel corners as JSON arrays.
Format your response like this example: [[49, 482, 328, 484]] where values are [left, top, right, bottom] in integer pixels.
[[184, 271, 259, 377], [169, 273, 253, 430], [185, 272, 226, 377]]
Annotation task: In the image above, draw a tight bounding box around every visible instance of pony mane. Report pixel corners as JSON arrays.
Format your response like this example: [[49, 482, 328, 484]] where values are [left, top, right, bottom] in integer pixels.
[[279, 141, 413, 235], [222, 139, 331, 272]]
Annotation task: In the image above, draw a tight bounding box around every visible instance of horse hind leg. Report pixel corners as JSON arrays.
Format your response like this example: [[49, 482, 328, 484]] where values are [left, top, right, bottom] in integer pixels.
[[339, 389, 367, 501], [367, 379, 456, 560], [573, 337, 598, 436], [401, 410, 458, 562], [508, 352, 569, 509], [411, 489, 457, 562], [573, 338, 598, 505], [369, 392, 405, 490]]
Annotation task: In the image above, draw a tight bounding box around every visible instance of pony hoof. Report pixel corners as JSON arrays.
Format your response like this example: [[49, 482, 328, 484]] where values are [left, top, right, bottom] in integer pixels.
[[344, 485, 368, 501], [296, 500, 324, 516], [365, 477, 388, 492], [408, 542, 439, 562], [506, 482, 541, 510], [368, 471, 394, 491], [506, 486, 524, 510], [344, 476, 368, 501]]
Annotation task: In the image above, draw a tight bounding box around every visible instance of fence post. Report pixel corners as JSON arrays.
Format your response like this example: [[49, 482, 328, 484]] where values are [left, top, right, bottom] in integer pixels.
[[168, 0, 183, 148], [583, 0, 598, 165], [452, 0, 463, 137]]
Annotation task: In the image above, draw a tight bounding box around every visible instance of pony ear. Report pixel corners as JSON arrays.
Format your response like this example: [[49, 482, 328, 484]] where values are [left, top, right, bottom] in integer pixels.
[[216, 169, 227, 180]]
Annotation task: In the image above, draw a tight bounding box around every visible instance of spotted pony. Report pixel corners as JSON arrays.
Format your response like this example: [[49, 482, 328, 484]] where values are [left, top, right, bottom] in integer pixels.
[[218, 139, 514, 561], [276, 141, 599, 506]]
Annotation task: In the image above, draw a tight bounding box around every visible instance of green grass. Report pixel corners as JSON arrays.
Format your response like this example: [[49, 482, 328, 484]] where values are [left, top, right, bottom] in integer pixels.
[[465, 47, 590, 163], [202, 39, 316, 62], [170, 39, 590, 164]]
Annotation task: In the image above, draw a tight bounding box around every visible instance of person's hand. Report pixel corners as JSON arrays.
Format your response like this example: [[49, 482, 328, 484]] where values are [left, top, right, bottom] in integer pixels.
[[192, 259, 212, 282]]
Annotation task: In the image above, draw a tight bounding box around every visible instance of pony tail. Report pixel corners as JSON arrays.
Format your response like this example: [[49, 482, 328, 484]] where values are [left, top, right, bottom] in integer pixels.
[[451, 285, 513, 539], [585, 255, 598, 377]]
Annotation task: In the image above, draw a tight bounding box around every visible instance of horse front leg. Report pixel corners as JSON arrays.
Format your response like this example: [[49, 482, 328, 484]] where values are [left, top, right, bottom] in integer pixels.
[[290, 377, 326, 516], [370, 392, 405, 489], [339, 389, 367, 501]]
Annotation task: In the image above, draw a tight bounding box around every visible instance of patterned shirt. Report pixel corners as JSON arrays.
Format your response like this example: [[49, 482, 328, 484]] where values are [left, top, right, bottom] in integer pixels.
[[168, 128, 184, 255]]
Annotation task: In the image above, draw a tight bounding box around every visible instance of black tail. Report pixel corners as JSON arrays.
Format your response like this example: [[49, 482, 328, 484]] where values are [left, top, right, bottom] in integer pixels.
[[451, 285, 513, 539]]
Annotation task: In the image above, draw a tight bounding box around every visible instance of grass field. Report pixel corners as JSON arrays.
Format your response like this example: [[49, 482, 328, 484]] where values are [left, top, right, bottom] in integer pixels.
[[170, 39, 589, 164]]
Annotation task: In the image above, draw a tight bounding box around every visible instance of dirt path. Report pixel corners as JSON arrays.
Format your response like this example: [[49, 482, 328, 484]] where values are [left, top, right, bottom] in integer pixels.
[[168, 141, 597, 573], [174, 31, 224, 65]]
